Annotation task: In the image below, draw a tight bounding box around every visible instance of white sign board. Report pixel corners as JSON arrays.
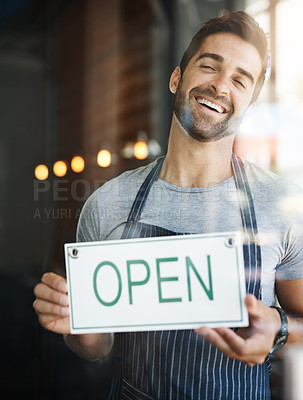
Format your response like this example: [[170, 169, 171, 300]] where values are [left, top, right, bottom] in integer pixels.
[[64, 232, 248, 334]]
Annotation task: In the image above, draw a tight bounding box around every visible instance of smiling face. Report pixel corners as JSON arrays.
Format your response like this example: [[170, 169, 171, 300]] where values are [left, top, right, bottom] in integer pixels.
[[170, 32, 263, 142]]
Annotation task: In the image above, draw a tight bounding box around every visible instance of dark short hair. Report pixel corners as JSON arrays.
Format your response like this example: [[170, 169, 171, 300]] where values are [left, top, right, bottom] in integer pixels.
[[179, 11, 269, 103]]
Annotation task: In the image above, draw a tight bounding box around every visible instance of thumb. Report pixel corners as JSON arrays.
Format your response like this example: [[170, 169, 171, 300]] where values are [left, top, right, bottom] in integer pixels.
[[245, 294, 260, 318]]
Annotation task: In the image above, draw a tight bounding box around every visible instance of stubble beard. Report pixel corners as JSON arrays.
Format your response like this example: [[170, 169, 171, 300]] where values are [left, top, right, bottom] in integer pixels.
[[173, 83, 238, 143]]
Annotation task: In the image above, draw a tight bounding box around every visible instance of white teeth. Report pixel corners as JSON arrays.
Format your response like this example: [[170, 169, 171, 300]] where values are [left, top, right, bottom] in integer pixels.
[[197, 98, 225, 113]]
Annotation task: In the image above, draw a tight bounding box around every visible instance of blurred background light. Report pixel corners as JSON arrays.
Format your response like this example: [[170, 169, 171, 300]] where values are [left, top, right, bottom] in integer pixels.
[[121, 141, 135, 159], [134, 140, 148, 160], [53, 160, 67, 177], [71, 156, 85, 173], [34, 164, 49, 180], [97, 149, 111, 167], [147, 139, 162, 157]]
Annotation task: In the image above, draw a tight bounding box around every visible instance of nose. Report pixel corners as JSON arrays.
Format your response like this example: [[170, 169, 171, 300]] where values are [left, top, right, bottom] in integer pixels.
[[210, 73, 230, 96]]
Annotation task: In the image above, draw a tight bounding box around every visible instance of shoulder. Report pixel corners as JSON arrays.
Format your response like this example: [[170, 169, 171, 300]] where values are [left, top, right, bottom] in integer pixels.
[[89, 159, 159, 205], [239, 157, 303, 282], [77, 159, 159, 241], [240, 155, 303, 235], [240, 156, 303, 198]]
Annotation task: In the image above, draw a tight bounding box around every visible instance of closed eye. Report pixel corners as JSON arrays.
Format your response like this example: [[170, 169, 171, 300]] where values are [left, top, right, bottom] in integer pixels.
[[201, 65, 215, 71], [233, 79, 246, 89]]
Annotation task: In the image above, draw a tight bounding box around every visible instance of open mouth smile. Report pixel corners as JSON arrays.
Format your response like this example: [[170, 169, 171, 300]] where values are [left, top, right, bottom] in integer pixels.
[[195, 96, 227, 114]]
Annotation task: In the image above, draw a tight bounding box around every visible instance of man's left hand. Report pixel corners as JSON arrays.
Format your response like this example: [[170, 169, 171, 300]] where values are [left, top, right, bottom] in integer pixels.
[[195, 294, 281, 366]]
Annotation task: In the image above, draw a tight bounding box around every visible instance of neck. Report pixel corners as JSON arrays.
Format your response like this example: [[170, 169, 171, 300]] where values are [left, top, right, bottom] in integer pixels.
[[159, 114, 235, 188]]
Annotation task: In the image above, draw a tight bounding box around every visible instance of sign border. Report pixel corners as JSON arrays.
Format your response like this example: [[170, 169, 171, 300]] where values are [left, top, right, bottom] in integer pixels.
[[65, 232, 246, 332]]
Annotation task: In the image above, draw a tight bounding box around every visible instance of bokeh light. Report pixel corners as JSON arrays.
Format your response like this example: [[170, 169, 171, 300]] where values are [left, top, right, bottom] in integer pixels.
[[71, 156, 85, 173], [34, 164, 49, 180], [97, 150, 111, 167], [53, 160, 67, 177], [134, 141, 148, 160]]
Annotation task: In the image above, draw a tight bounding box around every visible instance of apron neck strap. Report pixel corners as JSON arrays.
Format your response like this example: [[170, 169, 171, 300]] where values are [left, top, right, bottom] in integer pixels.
[[231, 154, 259, 237], [232, 154, 261, 299], [126, 156, 165, 223]]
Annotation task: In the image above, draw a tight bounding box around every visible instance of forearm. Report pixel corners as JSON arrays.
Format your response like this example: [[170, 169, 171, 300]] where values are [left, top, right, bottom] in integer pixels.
[[285, 315, 303, 348], [275, 279, 303, 353], [63, 332, 114, 361]]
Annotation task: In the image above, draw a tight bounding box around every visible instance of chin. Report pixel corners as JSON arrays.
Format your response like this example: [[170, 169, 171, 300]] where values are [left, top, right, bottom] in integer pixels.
[[188, 129, 234, 143]]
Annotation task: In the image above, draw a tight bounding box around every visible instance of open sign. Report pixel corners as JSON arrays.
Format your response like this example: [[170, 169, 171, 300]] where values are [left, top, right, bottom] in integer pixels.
[[64, 232, 248, 334]]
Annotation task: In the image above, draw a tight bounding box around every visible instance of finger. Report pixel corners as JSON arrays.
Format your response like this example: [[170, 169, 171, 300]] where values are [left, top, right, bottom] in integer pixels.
[[217, 328, 270, 363], [41, 272, 68, 293], [195, 327, 235, 355], [34, 283, 69, 306], [38, 312, 70, 334], [33, 298, 69, 317], [245, 294, 260, 318], [196, 325, 269, 365], [215, 328, 249, 354], [196, 327, 253, 360]]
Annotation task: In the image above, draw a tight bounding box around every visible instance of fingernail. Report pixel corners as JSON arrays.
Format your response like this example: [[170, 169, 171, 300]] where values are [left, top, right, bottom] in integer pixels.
[[60, 295, 68, 305], [197, 328, 207, 338], [59, 281, 67, 292], [61, 307, 69, 316]]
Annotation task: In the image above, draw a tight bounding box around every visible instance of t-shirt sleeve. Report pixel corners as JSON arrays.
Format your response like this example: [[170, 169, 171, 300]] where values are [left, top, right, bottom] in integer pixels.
[[275, 211, 303, 280]]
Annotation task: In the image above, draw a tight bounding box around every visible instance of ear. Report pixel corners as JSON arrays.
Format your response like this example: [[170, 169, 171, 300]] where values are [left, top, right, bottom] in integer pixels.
[[169, 66, 181, 94]]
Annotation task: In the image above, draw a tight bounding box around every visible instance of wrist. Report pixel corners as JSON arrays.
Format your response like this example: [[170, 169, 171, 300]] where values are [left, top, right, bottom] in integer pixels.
[[271, 306, 283, 336], [269, 306, 289, 354], [64, 332, 114, 360]]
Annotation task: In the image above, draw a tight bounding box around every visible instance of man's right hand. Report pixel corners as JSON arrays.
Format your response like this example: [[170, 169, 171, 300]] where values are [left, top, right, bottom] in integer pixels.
[[33, 272, 70, 334], [33, 271, 114, 360]]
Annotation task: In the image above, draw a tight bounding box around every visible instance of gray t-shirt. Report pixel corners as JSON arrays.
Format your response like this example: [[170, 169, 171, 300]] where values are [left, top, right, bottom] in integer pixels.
[[77, 157, 303, 306]]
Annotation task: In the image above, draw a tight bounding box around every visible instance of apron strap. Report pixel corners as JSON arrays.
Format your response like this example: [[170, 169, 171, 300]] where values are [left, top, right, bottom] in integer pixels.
[[232, 154, 262, 300], [231, 154, 258, 235], [125, 156, 165, 223]]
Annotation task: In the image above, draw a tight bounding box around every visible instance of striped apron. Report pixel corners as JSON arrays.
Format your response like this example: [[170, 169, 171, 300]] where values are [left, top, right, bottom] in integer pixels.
[[108, 154, 271, 400]]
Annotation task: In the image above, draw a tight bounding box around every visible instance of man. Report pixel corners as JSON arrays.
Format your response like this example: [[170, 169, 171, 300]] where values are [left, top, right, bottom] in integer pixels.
[[34, 11, 303, 399]]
